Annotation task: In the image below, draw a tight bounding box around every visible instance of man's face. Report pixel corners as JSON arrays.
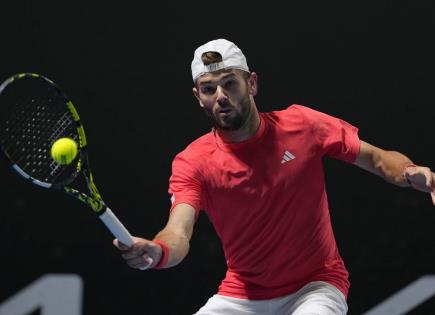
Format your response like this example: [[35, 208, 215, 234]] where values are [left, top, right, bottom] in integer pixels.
[[194, 70, 255, 131]]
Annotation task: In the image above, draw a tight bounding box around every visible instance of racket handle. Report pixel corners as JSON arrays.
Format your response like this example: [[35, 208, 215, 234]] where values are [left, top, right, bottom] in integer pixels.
[[99, 207, 153, 270]]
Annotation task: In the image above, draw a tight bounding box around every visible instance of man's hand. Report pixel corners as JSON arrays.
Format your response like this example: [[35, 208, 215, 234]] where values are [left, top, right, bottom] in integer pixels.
[[113, 237, 162, 270], [405, 165, 435, 205]]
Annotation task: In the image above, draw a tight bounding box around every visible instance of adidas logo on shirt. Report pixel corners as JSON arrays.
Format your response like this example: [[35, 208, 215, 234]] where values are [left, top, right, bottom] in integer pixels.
[[281, 150, 295, 164]]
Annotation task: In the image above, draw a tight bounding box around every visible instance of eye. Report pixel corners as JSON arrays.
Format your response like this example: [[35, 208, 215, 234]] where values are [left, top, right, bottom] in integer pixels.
[[223, 79, 237, 90], [201, 85, 216, 95]]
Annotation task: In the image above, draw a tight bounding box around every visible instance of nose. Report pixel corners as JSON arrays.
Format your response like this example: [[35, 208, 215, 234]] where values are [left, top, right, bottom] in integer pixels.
[[216, 86, 228, 106]]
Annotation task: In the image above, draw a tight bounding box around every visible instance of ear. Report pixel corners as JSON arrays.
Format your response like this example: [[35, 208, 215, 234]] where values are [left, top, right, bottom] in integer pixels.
[[192, 87, 204, 108], [247, 72, 258, 96]]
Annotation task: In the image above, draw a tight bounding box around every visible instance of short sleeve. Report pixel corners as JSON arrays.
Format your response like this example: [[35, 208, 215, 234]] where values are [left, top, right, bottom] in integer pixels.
[[294, 105, 360, 163], [168, 152, 204, 219]]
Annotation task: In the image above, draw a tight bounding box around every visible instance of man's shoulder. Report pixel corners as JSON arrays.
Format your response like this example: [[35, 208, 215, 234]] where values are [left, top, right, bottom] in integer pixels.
[[175, 131, 216, 160], [265, 104, 315, 117], [261, 104, 314, 126]]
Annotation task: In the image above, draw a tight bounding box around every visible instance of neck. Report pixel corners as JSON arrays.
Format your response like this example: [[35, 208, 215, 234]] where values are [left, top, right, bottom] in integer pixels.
[[217, 104, 260, 143]]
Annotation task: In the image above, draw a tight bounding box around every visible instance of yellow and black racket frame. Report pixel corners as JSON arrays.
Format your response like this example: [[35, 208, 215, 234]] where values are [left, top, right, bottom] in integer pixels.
[[0, 73, 105, 214]]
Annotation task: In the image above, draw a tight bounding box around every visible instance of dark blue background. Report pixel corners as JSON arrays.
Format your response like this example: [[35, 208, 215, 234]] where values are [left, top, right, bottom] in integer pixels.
[[0, 1, 434, 314]]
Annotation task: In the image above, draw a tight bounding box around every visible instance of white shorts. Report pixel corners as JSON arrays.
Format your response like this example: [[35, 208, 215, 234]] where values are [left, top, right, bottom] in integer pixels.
[[193, 281, 348, 315]]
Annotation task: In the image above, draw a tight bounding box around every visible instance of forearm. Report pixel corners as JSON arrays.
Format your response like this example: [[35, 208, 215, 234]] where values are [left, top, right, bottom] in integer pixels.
[[355, 141, 435, 205], [371, 150, 414, 186], [153, 228, 190, 268], [152, 203, 196, 269], [354, 141, 414, 187]]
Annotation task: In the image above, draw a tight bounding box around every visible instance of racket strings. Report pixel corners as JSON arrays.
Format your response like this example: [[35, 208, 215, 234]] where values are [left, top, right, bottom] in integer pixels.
[[5, 96, 55, 163], [0, 86, 79, 184]]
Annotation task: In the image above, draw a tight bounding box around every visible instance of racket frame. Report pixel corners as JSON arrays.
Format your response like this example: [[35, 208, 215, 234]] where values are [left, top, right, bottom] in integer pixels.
[[0, 73, 152, 267]]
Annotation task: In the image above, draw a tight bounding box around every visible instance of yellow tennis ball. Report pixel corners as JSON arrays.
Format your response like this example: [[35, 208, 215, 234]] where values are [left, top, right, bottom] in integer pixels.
[[51, 137, 78, 165]]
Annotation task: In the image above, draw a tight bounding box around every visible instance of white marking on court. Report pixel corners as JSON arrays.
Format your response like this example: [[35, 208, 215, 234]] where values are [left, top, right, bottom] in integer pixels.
[[0, 274, 83, 315], [363, 275, 435, 315]]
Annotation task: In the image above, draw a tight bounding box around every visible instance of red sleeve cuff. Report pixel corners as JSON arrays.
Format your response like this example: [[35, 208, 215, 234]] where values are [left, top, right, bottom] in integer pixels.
[[152, 239, 170, 269], [347, 130, 361, 163]]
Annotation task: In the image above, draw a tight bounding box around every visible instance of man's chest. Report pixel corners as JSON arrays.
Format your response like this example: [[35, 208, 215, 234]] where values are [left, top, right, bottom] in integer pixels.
[[204, 130, 318, 198]]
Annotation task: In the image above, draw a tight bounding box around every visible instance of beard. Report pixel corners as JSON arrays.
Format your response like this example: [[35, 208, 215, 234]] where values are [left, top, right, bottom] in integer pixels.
[[204, 92, 252, 131]]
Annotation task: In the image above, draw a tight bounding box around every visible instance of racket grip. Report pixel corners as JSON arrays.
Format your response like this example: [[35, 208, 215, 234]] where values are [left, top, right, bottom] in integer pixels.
[[99, 207, 153, 270]]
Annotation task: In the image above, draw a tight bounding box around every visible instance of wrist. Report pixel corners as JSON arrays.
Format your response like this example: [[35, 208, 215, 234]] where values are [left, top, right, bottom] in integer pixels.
[[152, 239, 170, 269], [404, 163, 417, 185]]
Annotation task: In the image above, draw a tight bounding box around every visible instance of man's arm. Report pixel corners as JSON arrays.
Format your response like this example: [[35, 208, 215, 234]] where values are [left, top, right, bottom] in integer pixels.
[[113, 203, 196, 269], [354, 140, 435, 204]]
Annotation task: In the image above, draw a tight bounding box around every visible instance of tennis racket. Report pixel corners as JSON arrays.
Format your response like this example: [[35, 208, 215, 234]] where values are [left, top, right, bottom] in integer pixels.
[[0, 73, 152, 268]]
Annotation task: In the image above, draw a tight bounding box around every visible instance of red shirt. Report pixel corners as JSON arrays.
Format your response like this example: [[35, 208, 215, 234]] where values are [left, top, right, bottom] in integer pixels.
[[169, 105, 360, 300]]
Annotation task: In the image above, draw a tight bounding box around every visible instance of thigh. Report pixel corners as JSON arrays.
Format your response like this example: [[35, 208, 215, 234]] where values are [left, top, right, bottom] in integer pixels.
[[286, 282, 348, 315], [193, 294, 270, 315]]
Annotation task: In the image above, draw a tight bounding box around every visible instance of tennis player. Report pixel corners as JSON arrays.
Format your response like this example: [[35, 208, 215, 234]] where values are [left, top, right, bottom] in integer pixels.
[[114, 39, 435, 314]]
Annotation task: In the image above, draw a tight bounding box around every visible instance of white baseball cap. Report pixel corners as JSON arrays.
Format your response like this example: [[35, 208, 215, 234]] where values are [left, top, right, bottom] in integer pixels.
[[191, 39, 250, 82]]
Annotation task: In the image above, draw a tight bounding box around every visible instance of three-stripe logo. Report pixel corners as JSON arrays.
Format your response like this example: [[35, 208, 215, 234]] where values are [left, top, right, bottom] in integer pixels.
[[281, 150, 295, 164]]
